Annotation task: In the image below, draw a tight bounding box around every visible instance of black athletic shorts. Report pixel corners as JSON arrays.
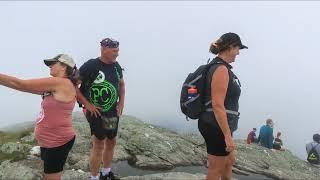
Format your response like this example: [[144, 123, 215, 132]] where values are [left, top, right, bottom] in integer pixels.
[[198, 112, 232, 156], [85, 112, 119, 140], [40, 136, 75, 174]]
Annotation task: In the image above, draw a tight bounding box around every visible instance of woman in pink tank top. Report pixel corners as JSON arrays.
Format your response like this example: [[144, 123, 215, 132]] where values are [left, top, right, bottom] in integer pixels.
[[0, 54, 79, 180]]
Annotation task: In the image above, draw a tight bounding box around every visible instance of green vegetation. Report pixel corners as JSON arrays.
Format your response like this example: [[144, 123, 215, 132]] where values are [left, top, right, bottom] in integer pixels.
[[0, 127, 35, 163]]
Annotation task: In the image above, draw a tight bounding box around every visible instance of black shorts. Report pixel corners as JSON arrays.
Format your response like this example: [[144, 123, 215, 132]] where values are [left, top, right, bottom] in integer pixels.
[[198, 112, 231, 156], [86, 113, 119, 140], [40, 136, 75, 174]]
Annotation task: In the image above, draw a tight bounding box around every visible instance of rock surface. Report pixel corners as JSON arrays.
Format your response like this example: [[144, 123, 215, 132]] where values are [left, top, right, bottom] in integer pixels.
[[0, 142, 32, 154], [121, 172, 206, 180], [0, 112, 319, 180]]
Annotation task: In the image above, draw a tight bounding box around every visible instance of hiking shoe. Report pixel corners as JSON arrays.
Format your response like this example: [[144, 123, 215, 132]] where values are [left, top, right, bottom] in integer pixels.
[[99, 171, 120, 180]]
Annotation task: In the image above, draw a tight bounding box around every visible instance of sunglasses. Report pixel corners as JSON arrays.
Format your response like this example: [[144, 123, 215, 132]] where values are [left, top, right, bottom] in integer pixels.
[[46, 61, 59, 66], [100, 38, 119, 48]]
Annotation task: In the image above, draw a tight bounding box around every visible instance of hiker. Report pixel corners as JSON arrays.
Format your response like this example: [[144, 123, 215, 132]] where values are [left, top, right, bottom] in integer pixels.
[[197, 32, 247, 180], [0, 54, 79, 180], [306, 133, 320, 166], [258, 118, 274, 149], [247, 128, 258, 144], [273, 131, 285, 151], [76, 38, 125, 180]]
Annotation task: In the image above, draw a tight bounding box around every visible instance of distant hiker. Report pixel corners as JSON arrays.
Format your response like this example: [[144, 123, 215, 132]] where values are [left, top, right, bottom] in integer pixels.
[[273, 131, 285, 151], [0, 54, 79, 180], [76, 38, 125, 180], [247, 128, 258, 144], [258, 118, 274, 149], [197, 32, 247, 180], [306, 133, 320, 165]]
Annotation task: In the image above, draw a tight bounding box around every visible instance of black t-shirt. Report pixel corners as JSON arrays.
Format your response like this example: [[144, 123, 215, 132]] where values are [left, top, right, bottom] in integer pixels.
[[79, 58, 123, 117]]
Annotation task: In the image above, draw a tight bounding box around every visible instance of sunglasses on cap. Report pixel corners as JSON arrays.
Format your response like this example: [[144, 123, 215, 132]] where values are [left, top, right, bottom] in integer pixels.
[[100, 38, 119, 48], [45, 60, 59, 67]]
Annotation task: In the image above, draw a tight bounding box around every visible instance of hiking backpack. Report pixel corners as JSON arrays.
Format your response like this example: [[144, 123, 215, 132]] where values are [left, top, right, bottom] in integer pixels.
[[180, 59, 224, 120], [307, 144, 320, 164]]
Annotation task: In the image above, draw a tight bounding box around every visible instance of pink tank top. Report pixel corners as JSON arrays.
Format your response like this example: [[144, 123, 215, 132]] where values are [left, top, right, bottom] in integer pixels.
[[34, 95, 76, 148]]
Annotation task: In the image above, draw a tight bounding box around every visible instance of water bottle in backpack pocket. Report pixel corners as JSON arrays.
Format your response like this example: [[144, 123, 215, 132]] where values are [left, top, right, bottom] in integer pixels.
[[180, 72, 206, 119], [180, 85, 202, 119], [187, 87, 198, 99]]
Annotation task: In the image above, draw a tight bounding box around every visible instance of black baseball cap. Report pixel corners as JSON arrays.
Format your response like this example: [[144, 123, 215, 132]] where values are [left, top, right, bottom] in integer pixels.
[[220, 32, 248, 49]]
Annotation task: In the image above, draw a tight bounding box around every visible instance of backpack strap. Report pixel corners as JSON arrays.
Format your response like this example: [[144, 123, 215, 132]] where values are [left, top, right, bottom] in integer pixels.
[[311, 143, 320, 151], [203, 58, 240, 116]]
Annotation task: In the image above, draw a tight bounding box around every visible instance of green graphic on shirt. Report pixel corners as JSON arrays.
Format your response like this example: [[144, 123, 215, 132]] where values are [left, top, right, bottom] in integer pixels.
[[90, 71, 118, 112]]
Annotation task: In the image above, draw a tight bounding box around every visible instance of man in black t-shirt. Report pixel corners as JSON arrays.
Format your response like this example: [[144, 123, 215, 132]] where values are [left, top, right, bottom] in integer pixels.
[[77, 38, 125, 180]]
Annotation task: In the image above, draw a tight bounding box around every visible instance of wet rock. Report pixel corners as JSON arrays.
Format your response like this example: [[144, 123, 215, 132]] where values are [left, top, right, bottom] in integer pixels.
[[121, 172, 206, 180]]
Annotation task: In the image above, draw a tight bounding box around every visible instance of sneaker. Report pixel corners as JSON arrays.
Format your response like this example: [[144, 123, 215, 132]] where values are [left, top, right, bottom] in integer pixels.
[[99, 171, 120, 180]]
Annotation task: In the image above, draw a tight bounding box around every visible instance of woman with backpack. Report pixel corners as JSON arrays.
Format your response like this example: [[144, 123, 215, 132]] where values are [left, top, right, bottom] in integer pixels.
[[198, 32, 247, 180], [0, 54, 79, 180]]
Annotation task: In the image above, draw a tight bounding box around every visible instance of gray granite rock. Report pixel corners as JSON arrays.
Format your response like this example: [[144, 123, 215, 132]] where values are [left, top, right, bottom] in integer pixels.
[[62, 169, 90, 180], [0, 160, 42, 180], [20, 133, 35, 143], [1, 142, 32, 154], [0, 112, 319, 180]]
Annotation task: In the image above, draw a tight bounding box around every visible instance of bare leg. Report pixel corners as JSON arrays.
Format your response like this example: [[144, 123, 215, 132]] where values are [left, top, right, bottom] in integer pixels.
[[102, 137, 116, 168], [90, 136, 105, 176], [207, 154, 227, 180], [43, 172, 63, 180], [222, 151, 235, 180]]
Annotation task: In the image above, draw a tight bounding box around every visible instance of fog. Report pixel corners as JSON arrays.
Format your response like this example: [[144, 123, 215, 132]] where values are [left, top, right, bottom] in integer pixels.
[[0, 1, 319, 160]]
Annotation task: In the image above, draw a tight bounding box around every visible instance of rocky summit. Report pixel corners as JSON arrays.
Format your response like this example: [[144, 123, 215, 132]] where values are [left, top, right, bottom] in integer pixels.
[[0, 112, 319, 180]]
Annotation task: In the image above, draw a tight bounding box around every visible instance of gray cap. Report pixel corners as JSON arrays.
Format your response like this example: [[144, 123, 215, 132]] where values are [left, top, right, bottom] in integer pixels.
[[44, 54, 76, 68]]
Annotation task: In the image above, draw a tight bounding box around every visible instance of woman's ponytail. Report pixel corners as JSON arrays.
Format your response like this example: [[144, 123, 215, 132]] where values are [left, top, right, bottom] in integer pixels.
[[66, 66, 80, 86]]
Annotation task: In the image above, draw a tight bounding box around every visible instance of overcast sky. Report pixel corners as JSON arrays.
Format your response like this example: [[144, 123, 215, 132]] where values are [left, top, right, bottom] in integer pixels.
[[0, 1, 319, 160]]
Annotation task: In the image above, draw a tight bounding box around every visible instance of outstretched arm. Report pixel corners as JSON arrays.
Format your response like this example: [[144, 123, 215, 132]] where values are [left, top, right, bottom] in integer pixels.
[[0, 73, 62, 94]]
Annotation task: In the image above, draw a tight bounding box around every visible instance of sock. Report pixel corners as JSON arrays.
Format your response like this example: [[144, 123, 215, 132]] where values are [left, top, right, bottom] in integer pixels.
[[101, 167, 111, 176], [90, 176, 99, 180]]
